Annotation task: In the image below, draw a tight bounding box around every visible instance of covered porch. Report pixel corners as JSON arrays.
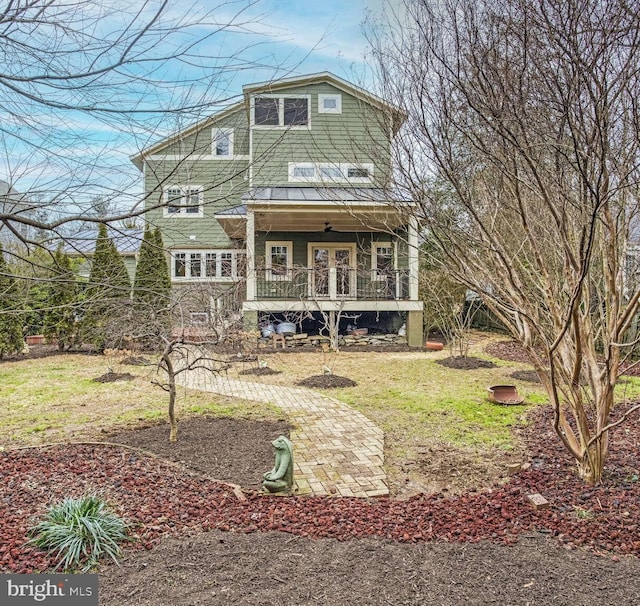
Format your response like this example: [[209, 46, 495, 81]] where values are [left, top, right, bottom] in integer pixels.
[[215, 187, 424, 346]]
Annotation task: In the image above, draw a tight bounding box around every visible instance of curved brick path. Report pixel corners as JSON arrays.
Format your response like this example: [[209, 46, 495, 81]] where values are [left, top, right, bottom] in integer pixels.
[[180, 369, 388, 497]]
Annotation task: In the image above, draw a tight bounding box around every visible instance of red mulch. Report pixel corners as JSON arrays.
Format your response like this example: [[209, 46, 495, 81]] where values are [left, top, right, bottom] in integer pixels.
[[1, 403, 639, 574], [487, 339, 640, 378]]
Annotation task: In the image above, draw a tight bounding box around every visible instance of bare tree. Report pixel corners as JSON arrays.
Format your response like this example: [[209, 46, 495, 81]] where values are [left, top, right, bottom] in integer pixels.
[[419, 264, 473, 358], [369, 0, 640, 483], [107, 277, 245, 441], [152, 335, 228, 442], [0, 0, 275, 239]]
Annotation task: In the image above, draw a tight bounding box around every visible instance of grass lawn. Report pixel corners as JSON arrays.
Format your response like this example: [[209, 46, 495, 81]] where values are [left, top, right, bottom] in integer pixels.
[[3, 333, 639, 493], [229, 333, 548, 447], [0, 353, 280, 447]]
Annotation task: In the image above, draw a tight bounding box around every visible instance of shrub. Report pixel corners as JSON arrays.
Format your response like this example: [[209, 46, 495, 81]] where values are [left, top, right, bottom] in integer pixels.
[[29, 495, 129, 571]]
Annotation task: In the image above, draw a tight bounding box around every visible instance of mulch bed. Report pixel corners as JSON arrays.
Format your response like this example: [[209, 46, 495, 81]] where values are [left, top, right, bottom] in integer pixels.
[[122, 356, 151, 366], [488, 339, 640, 378], [93, 372, 136, 383], [2, 403, 639, 579], [486, 340, 533, 364], [108, 417, 290, 490], [436, 356, 497, 370], [510, 370, 542, 383], [297, 375, 358, 389]]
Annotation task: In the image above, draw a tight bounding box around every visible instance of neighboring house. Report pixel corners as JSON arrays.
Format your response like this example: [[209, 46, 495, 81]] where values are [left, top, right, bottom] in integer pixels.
[[0, 179, 37, 247], [60, 226, 143, 283], [131, 72, 423, 346]]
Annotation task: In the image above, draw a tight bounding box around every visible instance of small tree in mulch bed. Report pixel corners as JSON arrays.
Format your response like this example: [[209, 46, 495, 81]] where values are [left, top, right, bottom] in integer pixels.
[[436, 357, 497, 371], [297, 375, 357, 389]]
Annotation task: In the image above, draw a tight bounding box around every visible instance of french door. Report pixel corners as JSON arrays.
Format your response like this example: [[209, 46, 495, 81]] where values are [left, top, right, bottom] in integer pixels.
[[310, 244, 356, 298]]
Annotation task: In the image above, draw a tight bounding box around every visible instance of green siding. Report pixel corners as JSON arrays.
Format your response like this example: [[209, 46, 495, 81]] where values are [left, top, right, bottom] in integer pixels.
[[256, 230, 407, 268], [160, 109, 249, 157], [249, 83, 391, 187], [140, 77, 399, 268]]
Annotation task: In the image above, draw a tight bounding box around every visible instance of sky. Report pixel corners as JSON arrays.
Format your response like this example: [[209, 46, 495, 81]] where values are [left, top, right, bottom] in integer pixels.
[[0, 0, 394, 210], [225, 0, 389, 84]]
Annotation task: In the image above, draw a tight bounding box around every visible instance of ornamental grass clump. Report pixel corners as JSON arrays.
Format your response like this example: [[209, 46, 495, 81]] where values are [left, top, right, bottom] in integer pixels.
[[29, 495, 129, 572]]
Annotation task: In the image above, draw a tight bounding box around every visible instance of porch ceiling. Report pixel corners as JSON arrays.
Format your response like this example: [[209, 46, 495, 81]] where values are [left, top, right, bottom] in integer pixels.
[[252, 205, 405, 232]]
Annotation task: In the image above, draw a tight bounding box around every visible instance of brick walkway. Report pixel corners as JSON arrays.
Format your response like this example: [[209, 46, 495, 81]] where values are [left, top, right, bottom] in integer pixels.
[[181, 369, 388, 497]]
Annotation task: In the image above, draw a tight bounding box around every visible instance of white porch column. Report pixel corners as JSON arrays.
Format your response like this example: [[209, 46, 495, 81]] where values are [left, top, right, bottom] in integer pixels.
[[408, 214, 419, 300], [246, 209, 256, 301]]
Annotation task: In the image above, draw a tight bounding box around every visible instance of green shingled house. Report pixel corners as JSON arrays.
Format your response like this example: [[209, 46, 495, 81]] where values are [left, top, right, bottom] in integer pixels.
[[131, 72, 423, 346]]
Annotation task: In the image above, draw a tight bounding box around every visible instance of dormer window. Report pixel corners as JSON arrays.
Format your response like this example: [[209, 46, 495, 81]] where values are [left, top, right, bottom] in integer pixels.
[[253, 96, 310, 127]]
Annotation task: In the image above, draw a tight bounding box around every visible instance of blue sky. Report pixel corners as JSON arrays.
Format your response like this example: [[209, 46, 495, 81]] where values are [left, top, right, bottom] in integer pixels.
[[1, 0, 391, 210], [226, 0, 387, 83]]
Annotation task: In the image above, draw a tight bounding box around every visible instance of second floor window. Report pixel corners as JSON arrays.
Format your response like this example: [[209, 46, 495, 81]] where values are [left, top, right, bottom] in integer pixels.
[[254, 96, 309, 127], [288, 162, 374, 184], [212, 128, 233, 157], [172, 250, 244, 280], [164, 186, 203, 217]]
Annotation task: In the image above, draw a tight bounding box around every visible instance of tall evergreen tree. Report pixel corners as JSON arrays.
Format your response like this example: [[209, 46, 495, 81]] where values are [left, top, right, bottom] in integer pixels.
[[42, 245, 80, 351], [83, 224, 131, 349], [134, 226, 169, 307], [0, 244, 25, 357], [132, 226, 171, 347], [153, 227, 171, 294]]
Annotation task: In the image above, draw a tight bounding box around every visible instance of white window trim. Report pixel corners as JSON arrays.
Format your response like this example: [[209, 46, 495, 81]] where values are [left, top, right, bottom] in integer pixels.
[[163, 185, 204, 218], [171, 249, 243, 281], [288, 162, 317, 182], [265, 240, 293, 281], [288, 162, 374, 184], [371, 242, 396, 281], [308, 242, 357, 299], [212, 128, 234, 158], [251, 95, 311, 129], [318, 93, 342, 114]]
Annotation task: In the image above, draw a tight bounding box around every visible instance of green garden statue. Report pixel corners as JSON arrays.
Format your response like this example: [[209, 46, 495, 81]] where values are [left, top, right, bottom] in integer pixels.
[[263, 435, 294, 493]]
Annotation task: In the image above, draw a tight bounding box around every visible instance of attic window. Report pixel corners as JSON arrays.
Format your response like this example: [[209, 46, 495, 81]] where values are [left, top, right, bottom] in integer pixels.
[[318, 94, 342, 114], [283, 98, 308, 125], [253, 96, 310, 127]]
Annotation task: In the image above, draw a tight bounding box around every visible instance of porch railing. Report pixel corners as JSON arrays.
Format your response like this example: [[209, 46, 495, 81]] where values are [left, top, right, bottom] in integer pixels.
[[255, 266, 411, 301]]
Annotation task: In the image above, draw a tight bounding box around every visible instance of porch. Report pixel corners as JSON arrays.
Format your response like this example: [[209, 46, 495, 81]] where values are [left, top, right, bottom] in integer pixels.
[[255, 266, 411, 300]]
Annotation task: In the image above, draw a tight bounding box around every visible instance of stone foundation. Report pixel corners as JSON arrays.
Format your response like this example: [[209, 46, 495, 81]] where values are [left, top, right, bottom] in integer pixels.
[[257, 333, 408, 349]]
